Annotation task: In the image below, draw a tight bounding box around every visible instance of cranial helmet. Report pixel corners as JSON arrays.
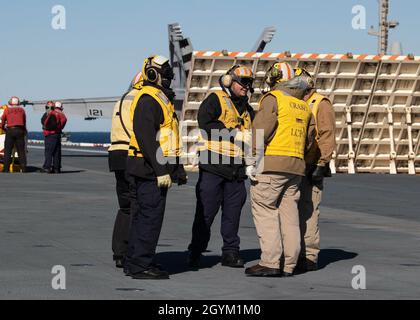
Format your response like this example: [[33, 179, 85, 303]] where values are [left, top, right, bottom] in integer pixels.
[[142, 55, 174, 89]]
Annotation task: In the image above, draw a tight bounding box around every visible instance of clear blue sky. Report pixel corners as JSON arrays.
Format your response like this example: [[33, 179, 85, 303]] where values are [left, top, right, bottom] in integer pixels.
[[1, 0, 418, 132]]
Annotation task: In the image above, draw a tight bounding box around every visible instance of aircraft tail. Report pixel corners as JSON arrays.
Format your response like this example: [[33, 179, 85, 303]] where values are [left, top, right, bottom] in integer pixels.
[[168, 23, 194, 110]]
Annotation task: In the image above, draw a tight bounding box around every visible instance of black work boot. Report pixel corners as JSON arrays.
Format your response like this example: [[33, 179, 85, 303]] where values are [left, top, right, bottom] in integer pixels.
[[129, 267, 170, 280], [115, 259, 124, 269], [282, 271, 294, 278], [245, 264, 281, 277], [296, 257, 318, 273], [305, 260, 318, 271], [188, 252, 202, 269], [221, 252, 245, 268]]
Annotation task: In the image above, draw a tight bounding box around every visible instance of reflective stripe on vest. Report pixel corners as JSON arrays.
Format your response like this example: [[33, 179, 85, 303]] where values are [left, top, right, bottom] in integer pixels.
[[109, 89, 138, 152], [128, 86, 180, 158], [265, 90, 311, 160], [200, 91, 252, 158]]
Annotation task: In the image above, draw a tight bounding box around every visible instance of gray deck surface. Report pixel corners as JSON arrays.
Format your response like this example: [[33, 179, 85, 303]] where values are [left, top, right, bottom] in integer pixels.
[[1, 146, 420, 300]]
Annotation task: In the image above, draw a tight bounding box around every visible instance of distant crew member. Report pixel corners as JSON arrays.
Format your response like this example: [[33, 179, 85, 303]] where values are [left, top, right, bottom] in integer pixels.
[[187, 65, 255, 269], [124, 55, 187, 280], [1, 96, 27, 173], [0, 104, 7, 135], [41, 101, 62, 174], [245, 62, 315, 277], [108, 72, 143, 268], [54, 101, 67, 173], [296, 68, 336, 272]]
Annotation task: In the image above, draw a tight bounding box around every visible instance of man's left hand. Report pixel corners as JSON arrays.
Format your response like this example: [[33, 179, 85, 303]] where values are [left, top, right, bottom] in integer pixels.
[[311, 166, 325, 188]]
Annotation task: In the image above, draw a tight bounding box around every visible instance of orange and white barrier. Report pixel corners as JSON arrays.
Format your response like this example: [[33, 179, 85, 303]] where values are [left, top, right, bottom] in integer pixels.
[[181, 51, 420, 174]]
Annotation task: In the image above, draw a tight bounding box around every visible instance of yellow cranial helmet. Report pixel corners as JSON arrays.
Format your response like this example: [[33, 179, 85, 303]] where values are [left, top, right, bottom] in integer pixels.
[[221, 65, 254, 89], [141, 55, 173, 85], [293, 67, 315, 89], [131, 72, 144, 90], [265, 62, 294, 87]]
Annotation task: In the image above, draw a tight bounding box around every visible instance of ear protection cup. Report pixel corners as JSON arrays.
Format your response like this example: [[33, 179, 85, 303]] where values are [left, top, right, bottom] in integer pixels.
[[220, 65, 240, 89], [221, 74, 233, 87], [142, 57, 159, 83], [146, 67, 158, 83], [270, 66, 281, 78]]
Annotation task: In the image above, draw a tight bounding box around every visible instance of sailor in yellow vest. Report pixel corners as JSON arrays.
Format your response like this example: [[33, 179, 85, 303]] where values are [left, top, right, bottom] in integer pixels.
[[187, 65, 255, 269], [245, 62, 316, 277], [108, 72, 143, 269], [296, 68, 337, 272], [124, 55, 187, 280]]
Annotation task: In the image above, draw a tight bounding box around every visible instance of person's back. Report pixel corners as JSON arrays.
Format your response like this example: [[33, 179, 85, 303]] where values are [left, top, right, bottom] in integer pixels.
[[41, 102, 62, 173], [246, 63, 316, 278], [108, 80, 140, 268], [42, 109, 60, 136], [257, 87, 313, 176], [1, 97, 27, 173], [2, 105, 26, 130]]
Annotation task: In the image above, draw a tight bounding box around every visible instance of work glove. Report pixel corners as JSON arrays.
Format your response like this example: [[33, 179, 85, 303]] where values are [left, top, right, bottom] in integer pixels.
[[246, 165, 257, 182], [157, 174, 172, 189], [311, 166, 325, 189]]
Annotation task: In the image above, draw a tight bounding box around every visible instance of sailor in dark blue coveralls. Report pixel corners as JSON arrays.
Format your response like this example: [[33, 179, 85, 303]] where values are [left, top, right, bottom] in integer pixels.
[[188, 65, 255, 268]]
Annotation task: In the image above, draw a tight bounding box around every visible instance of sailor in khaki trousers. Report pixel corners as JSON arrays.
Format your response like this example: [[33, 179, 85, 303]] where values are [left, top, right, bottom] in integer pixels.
[[245, 62, 315, 277], [296, 68, 337, 272]]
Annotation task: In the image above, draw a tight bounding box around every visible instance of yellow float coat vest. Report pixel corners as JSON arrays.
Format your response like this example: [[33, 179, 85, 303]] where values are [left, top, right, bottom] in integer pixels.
[[128, 86, 180, 158], [201, 91, 252, 158], [305, 92, 332, 164], [108, 89, 139, 152], [265, 90, 312, 159]]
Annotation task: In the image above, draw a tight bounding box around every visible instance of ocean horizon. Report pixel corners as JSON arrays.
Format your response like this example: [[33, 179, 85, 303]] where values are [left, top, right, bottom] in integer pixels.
[[28, 132, 110, 144]]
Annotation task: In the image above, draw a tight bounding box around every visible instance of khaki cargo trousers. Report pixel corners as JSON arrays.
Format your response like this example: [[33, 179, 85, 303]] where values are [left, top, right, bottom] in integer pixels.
[[250, 173, 302, 274], [298, 176, 323, 263]]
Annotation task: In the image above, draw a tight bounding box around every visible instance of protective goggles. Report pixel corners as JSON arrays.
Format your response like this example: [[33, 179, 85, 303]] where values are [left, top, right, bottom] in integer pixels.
[[234, 76, 254, 88]]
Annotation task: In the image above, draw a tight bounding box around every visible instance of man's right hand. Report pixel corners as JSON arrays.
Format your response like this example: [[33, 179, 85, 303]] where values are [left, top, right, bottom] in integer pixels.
[[246, 165, 257, 182], [157, 175, 172, 189]]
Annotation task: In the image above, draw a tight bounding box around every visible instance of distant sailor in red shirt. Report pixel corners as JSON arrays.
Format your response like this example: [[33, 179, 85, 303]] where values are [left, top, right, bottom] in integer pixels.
[[1, 96, 27, 173]]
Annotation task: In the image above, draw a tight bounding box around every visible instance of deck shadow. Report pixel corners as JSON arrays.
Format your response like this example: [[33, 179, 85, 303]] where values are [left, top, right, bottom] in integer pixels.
[[62, 154, 107, 158], [318, 248, 358, 270], [239, 249, 261, 263], [155, 248, 262, 275], [155, 251, 220, 275], [57, 170, 85, 174]]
